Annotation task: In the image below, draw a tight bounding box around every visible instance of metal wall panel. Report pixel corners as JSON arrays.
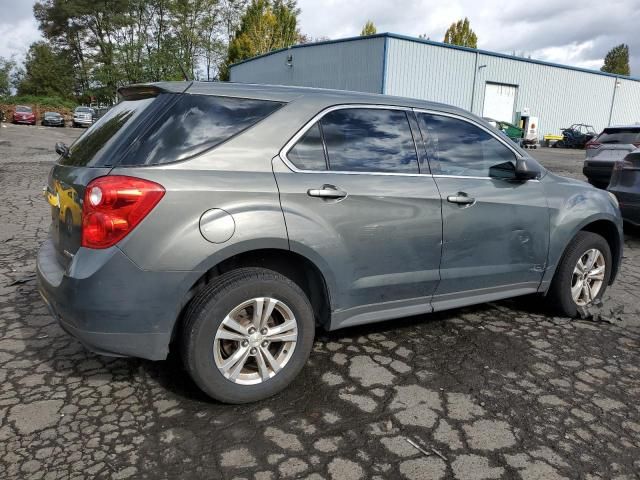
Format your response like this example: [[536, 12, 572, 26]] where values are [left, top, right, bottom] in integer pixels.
[[610, 77, 640, 126], [471, 53, 616, 138], [384, 38, 475, 109], [230, 37, 385, 93], [230, 35, 640, 138]]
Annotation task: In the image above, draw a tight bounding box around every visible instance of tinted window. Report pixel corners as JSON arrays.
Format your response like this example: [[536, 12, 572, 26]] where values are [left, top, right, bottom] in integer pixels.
[[60, 97, 155, 167], [76, 107, 92, 113], [16, 106, 31, 112], [122, 95, 284, 166], [320, 109, 419, 173], [596, 128, 640, 145], [418, 113, 516, 177], [288, 122, 327, 170]]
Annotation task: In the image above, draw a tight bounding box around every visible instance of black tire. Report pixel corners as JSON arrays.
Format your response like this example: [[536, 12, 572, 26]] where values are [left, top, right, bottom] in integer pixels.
[[181, 267, 315, 404], [547, 231, 612, 317]]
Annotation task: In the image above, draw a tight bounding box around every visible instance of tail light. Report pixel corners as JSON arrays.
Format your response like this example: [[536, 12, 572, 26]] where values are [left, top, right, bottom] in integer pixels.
[[82, 176, 165, 249], [613, 160, 634, 171], [585, 141, 601, 149]]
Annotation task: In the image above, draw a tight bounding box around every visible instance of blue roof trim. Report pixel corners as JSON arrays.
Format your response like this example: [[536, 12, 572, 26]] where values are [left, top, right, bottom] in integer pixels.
[[229, 32, 640, 84]]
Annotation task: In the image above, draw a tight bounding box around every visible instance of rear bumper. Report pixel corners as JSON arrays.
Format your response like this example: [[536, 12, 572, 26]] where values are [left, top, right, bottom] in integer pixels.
[[37, 239, 193, 360], [583, 163, 614, 185]]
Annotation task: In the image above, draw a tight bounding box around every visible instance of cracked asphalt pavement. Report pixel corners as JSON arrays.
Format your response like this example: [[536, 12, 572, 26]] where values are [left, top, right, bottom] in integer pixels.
[[1, 123, 640, 480]]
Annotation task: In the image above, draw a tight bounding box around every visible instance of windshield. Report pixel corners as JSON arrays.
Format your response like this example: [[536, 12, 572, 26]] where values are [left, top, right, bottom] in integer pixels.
[[597, 128, 640, 145], [16, 106, 31, 113], [75, 107, 92, 113], [60, 97, 155, 167]]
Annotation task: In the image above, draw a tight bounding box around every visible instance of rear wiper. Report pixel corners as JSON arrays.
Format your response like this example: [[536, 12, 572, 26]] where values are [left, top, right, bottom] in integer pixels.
[[55, 142, 69, 158]]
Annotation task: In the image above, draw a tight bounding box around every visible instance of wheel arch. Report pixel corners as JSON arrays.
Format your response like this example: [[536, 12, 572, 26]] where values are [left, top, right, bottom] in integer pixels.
[[542, 215, 622, 292], [171, 247, 334, 345]]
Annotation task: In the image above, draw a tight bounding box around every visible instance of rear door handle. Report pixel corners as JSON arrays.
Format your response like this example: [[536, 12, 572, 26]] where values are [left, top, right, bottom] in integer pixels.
[[447, 192, 476, 206], [307, 185, 348, 199]]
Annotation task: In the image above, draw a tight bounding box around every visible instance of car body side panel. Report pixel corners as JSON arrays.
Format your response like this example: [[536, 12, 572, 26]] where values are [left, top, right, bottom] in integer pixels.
[[272, 157, 442, 329], [431, 177, 549, 306], [539, 172, 623, 291]]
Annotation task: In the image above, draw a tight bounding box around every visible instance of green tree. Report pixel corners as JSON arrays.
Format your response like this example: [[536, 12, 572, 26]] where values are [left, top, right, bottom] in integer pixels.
[[16, 42, 74, 98], [220, 0, 300, 80], [601, 44, 630, 76], [0, 57, 15, 97], [360, 20, 376, 36], [443, 17, 477, 48]]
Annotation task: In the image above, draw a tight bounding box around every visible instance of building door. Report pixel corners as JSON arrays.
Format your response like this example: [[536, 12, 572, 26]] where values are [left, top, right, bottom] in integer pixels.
[[482, 83, 517, 123]]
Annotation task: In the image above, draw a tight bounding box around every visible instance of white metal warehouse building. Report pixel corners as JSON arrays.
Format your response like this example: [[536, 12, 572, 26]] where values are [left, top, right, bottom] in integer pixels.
[[229, 33, 640, 139]]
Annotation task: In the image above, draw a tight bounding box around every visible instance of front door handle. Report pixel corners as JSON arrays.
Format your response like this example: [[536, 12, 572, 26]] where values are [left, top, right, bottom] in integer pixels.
[[307, 185, 348, 199], [447, 192, 476, 206]]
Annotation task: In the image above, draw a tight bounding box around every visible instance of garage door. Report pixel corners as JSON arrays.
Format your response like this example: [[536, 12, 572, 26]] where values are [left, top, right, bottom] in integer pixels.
[[482, 83, 517, 123]]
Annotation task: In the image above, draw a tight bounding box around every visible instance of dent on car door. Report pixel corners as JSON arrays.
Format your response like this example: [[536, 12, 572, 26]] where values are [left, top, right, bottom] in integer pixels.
[[272, 107, 443, 328], [416, 112, 550, 309]]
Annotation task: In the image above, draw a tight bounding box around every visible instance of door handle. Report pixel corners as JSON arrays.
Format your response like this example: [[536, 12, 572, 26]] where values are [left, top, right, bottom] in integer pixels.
[[307, 185, 347, 199], [447, 192, 476, 206]]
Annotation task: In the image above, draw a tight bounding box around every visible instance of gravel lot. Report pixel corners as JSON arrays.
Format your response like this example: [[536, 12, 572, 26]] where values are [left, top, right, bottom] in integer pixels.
[[1, 123, 639, 480]]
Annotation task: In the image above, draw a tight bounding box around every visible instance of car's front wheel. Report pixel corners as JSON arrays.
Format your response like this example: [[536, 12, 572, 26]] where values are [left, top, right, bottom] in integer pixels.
[[181, 267, 315, 404], [548, 231, 612, 317]]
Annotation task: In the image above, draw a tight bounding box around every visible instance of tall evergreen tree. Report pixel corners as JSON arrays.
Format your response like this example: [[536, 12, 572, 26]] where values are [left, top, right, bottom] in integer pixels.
[[360, 20, 376, 36], [443, 17, 477, 48], [0, 57, 15, 97], [220, 0, 300, 80], [16, 42, 74, 98], [601, 44, 630, 76]]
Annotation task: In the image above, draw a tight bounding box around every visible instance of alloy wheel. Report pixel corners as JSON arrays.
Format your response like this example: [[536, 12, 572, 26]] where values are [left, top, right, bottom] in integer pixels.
[[571, 248, 606, 306], [213, 297, 298, 385]]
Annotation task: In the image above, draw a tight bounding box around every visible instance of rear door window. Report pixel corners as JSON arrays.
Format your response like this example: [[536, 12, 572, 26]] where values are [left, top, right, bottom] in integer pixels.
[[417, 113, 516, 177], [287, 122, 327, 171], [121, 95, 284, 166], [596, 128, 640, 145], [320, 108, 419, 173]]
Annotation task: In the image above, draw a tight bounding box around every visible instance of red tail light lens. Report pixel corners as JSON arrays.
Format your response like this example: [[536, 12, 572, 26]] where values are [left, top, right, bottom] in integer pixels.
[[82, 176, 165, 249], [585, 141, 601, 150]]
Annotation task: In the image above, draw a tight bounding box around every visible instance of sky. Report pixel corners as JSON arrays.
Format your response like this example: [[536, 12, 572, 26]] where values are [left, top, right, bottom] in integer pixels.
[[1, 0, 638, 76]]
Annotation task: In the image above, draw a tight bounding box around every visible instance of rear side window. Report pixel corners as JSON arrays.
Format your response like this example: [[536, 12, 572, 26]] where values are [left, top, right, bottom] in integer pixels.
[[60, 98, 155, 167], [596, 128, 640, 145], [418, 113, 516, 177], [122, 95, 284, 166], [288, 122, 327, 170], [320, 108, 419, 173]]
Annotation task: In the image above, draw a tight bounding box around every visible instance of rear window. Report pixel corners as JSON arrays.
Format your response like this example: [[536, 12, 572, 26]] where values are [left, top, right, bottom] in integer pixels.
[[597, 128, 640, 145], [60, 97, 155, 167], [120, 95, 284, 166]]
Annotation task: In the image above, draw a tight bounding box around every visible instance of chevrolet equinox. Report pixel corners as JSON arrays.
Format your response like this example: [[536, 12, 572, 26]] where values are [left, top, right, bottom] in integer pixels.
[[38, 82, 623, 403]]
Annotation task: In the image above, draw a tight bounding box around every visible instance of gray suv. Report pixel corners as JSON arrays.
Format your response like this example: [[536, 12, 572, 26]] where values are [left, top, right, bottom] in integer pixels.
[[38, 82, 623, 403]]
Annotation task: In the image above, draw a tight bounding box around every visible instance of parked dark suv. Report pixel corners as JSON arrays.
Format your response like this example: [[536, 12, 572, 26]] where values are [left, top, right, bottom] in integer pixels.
[[38, 82, 623, 403]]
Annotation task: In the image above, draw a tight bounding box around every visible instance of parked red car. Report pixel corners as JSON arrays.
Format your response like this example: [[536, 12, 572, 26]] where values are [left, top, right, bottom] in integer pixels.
[[13, 105, 36, 125]]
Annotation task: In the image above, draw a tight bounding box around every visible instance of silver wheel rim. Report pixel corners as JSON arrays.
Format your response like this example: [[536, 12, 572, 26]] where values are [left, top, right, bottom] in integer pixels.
[[213, 297, 298, 385], [571, 248, 606, 306]]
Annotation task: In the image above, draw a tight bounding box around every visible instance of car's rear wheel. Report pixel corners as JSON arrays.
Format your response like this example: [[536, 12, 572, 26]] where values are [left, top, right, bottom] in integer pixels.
[[548, 231, 612, 317], [181, 267, 315, 404]]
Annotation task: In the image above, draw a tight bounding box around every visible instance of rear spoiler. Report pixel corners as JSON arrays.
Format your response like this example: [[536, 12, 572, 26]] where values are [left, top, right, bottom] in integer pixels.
[[117, 81, 193, 101]]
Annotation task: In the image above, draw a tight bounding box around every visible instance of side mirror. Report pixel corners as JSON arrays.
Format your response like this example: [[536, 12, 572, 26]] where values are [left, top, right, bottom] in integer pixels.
[[55, 142, 69, 158], [514, 157, 539, 181]]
